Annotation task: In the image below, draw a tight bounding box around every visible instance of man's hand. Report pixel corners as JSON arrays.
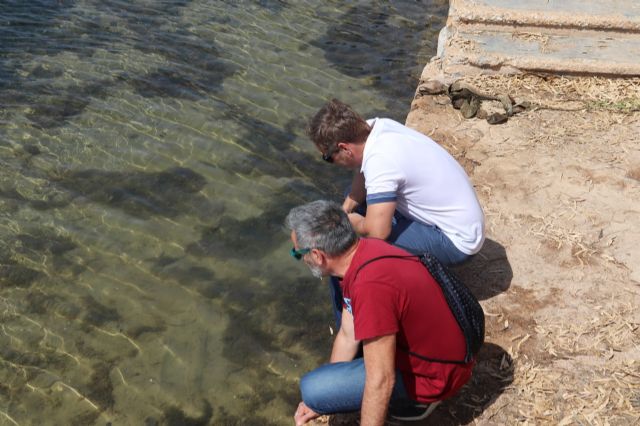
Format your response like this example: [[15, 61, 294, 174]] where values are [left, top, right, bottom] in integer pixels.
[[294, 401, 319, 426], [343, 172, 366, 213], [342, 195, 360, 214]]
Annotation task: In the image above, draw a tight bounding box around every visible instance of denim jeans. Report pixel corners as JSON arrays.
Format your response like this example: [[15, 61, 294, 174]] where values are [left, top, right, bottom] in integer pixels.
[[388, 212, 472, 265], [329, 211, 471, 329], [300, 358, 411, 414]]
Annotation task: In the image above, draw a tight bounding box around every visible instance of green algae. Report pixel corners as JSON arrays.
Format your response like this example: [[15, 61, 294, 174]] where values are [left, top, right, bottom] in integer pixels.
[[161, 399, 213, 426], [52, 167, 211, 219]]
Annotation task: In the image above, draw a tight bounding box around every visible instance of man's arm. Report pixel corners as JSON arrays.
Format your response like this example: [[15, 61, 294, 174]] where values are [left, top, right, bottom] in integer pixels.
[[348, 201, 396, 240], [361, 333, 397, 426], [343, 172, 366, 213], [330, 309, 359, 363]]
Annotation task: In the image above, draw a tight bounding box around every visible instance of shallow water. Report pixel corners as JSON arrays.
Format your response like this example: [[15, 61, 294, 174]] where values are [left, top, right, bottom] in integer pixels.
[[0, 1, 447, 424]]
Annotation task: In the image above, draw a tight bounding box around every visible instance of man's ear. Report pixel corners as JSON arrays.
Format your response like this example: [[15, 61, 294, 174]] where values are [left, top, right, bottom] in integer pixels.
[[336, 142, 351, 157], [310, 248, 327, 265]]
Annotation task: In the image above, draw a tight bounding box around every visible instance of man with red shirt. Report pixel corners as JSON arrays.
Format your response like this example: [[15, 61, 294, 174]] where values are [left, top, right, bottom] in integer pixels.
[[285, 200, 474, 426]]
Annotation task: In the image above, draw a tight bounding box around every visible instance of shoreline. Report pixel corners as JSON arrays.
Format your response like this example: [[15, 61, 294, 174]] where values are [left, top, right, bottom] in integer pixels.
[[401, 12, 640, 423]]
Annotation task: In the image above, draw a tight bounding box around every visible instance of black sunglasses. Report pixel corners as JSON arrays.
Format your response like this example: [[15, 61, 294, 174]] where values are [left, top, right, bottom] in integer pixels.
[[322, 145, 339, 163]]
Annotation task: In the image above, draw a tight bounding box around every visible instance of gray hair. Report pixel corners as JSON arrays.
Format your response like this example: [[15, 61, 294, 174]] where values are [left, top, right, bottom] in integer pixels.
[[285, 200, 357, 257]]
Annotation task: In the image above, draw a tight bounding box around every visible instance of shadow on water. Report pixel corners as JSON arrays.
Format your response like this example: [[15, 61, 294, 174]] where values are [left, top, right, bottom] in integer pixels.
[[50, 167, 222, 220], [310, 1, 448, 118], [453, 238, 513, 301]]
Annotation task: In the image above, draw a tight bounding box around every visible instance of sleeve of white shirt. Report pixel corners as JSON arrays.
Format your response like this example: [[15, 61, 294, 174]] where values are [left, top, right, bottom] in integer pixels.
[[364, 151, 401, 205]]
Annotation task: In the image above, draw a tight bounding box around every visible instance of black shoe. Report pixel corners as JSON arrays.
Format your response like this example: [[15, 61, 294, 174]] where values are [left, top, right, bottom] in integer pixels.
[[389, 401, 440, 421]]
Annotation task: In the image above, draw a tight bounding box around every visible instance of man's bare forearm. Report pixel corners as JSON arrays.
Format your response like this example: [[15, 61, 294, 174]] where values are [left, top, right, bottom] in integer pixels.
[[330, 328, 359, 363], [360, 374, 394, 425], [361, 334, 397, 426], [330, 311, 359, 363]]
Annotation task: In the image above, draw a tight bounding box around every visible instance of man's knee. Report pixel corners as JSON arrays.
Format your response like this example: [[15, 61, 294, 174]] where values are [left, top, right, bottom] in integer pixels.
[[299, 370, 327, 413]]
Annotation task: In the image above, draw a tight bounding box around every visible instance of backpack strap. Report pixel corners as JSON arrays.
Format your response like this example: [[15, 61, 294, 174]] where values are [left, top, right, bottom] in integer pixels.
[[353, 254, 418, 281]]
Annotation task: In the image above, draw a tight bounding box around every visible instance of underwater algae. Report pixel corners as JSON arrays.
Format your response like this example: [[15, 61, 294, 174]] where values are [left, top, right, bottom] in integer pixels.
[[51, 167, 211, 219], [311, 2, 447, 117]]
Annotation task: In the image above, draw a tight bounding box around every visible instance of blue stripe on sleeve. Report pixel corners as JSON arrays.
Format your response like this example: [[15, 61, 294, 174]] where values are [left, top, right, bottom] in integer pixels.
[[366, 191, 397, 204]]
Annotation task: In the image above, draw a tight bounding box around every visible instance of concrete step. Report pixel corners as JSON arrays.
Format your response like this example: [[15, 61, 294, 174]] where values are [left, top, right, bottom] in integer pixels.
[[434, 0, 640, 78], [450, 0, 640, 32]]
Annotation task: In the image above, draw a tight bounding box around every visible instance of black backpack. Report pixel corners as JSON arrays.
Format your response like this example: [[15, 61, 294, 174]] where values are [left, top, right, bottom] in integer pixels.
[[354, 252, 484, 364]]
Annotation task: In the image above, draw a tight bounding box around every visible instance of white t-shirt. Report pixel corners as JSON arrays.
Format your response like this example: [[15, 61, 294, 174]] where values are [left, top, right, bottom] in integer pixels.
[[362, 118, 485, 254]]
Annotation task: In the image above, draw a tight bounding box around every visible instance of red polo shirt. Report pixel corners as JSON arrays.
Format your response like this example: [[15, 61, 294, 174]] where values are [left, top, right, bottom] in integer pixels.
[[341, 238, 473, 402]]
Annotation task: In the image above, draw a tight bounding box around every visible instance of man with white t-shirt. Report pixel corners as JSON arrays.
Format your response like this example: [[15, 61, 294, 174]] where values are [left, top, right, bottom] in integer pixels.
[[307, 99, 485, 326]]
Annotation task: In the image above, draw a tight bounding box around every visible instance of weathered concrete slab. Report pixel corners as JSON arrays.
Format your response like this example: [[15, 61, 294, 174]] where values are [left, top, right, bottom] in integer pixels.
[[452, 0, 640, 31], [433, 0, 640, 80]]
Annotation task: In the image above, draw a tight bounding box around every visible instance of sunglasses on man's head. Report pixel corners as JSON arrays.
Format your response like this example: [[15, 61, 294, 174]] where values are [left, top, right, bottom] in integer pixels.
[[290, 246, 311, 260]]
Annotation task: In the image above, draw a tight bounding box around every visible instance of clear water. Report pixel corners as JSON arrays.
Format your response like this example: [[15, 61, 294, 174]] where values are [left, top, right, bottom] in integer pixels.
[[0, 1, 447, 424]]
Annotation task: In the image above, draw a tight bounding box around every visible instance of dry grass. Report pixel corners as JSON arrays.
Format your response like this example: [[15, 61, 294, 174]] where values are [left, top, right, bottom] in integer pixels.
[[535, 303, 639, 360], [526, 214, 600, 266], [480, 301, 640, 425]]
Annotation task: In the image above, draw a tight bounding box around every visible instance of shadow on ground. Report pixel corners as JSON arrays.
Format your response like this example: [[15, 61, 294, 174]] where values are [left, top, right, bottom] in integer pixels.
[[453, 238, 512, 301], [419, 342, 514, 425]]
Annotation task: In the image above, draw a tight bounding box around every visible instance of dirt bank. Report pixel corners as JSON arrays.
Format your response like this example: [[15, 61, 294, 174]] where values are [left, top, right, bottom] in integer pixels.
[[404, 72, 640, 425]]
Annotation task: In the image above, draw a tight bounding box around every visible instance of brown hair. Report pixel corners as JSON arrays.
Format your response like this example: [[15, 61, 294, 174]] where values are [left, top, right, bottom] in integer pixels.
[[306, 99, 371, 152]]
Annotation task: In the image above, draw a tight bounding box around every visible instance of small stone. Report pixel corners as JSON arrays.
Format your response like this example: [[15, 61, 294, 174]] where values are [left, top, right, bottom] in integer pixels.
[[461, 97, 481, 119], [418, 80, 447, 96], [452, 97, 465, 110], [487, 113, 509, 125]]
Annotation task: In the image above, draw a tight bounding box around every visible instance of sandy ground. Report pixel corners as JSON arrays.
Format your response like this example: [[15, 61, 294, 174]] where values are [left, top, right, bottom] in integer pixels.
[[312, 73, 640, 425]]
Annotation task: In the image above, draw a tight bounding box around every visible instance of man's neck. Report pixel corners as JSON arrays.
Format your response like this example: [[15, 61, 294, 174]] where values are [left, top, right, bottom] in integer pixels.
[[327, 239, 360, 278]]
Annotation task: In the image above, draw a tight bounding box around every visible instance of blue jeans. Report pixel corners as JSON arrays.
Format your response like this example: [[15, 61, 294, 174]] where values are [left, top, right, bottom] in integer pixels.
[[300, 358, 411, 414], [329, 211, 471, 329], [388, 212, 471, 264]]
